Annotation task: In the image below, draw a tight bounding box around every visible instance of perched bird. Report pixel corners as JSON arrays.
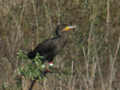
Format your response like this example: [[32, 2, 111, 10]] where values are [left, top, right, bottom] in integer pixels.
[[27, 24, 76, 66]]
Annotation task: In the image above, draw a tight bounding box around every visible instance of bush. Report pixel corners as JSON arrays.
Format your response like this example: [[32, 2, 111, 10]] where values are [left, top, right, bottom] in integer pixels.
[[17, 50, 47, 80]]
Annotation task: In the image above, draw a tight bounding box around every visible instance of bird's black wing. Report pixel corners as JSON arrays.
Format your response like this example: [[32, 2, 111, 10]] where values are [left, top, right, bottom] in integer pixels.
[[28, 39, 57, 62]]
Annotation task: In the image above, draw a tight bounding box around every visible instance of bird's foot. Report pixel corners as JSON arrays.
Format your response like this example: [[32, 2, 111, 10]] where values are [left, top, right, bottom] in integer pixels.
[[45, 69, 51, 72]]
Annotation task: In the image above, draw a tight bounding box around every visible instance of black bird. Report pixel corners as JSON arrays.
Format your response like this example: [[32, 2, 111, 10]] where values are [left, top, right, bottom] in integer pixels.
[[27, 24, 76, 65]]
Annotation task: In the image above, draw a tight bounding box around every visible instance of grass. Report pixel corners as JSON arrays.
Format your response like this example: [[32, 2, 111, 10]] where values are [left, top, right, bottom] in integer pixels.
[[0, 0, 120, 90]]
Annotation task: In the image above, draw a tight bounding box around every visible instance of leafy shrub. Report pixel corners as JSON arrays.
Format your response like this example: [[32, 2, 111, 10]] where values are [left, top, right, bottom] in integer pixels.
[[17, 50, 47, 80]]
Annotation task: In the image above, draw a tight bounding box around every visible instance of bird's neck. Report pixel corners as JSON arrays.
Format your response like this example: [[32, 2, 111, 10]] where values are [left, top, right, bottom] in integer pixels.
[[55, 33, 68, 47]]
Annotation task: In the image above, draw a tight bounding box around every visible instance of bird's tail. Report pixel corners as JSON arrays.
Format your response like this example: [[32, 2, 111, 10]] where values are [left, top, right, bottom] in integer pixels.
[[27, 51, 36, 59]]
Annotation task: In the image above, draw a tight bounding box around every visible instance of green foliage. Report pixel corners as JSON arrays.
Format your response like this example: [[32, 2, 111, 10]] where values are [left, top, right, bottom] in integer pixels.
[[17, 50, 46, 80], [1, 82, 7, 90], [17, 50, 28, 60]]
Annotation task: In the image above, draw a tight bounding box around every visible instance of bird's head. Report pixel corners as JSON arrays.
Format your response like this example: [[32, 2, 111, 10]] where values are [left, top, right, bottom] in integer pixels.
[[55, 24, 76, 37]]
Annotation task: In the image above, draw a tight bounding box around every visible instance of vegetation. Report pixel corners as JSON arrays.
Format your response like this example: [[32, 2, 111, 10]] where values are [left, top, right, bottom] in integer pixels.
[[0, 0, 120, 90], [17, 50, 45, 80]]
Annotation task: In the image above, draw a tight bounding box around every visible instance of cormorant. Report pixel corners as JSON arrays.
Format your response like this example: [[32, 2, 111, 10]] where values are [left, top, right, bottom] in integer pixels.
[[27, 24, 76, 66]]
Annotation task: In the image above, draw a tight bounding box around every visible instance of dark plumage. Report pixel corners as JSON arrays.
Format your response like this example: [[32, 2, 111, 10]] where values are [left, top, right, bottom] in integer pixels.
[[27, 24, 76, 63]]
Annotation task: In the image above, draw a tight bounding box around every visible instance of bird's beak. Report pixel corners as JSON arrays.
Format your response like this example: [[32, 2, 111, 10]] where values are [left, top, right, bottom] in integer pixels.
[[62, 25, 76, 32]]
